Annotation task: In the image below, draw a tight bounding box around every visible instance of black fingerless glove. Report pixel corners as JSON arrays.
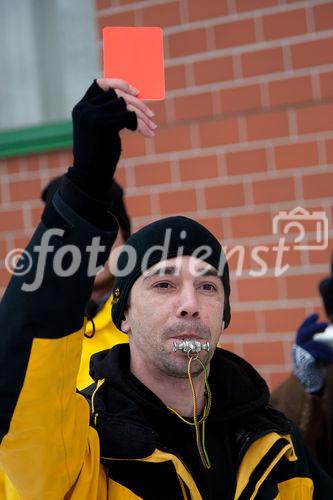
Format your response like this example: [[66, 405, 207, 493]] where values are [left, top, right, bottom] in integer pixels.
[[60, 80, 137, 229], [67, 80, 137, 200]]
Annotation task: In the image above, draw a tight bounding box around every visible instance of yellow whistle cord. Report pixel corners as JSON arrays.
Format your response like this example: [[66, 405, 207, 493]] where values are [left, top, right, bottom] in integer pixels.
[[167, 355, 212, 469]]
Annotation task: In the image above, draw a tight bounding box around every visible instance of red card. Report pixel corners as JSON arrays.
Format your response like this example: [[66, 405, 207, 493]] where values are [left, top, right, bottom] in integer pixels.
[[103, 27, 165, 100]]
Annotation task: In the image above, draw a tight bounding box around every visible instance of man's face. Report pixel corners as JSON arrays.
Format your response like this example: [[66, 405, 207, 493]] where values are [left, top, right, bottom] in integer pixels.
[[121, 256, 225, 378]]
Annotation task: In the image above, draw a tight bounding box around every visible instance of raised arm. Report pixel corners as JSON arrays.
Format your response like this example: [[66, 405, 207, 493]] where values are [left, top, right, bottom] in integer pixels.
[[0, 79, 155, 498]]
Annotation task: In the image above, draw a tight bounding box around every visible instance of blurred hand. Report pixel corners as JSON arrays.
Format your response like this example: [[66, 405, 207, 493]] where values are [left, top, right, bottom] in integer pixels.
[[296, 313, 333, 364], [292, 313, 333, 393]]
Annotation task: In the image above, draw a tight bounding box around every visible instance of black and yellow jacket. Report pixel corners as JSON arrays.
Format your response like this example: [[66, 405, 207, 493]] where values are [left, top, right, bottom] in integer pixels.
[[0, 191, 333, 499]]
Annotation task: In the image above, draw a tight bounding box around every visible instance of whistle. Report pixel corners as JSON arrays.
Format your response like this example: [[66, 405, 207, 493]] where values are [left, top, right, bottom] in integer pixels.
[[173, 339, 210, 355]]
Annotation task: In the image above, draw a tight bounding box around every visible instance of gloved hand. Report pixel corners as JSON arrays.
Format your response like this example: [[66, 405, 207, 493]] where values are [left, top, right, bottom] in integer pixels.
[[68, 78, 157, 201], [292, 313, 333, 393], [69, 80, 136, 200]]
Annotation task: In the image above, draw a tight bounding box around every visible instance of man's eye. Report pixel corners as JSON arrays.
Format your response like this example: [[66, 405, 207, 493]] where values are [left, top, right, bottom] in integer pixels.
[[154, 282, 172, 289], [199, 283, 216, 291]]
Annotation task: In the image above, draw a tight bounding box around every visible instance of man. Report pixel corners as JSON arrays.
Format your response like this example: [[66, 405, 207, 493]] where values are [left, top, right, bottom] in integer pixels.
[[271, 259, 333, 478], [0, 79, 332, 499]]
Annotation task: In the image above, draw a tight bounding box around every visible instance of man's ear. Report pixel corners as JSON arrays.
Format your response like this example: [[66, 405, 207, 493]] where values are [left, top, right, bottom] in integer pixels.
[[121, 308, 131, 333], [121, 317, 130, 333]]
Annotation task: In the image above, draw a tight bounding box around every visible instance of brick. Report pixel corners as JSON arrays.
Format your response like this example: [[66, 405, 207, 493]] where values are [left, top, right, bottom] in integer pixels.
[[9, 179, 42, 203], [238, 276, 280, 301], [230, 212, 272, 238], [179, 156, 218, 182], [5, 157, 21, 173], [234, 242, 303, 271], [126, 194, 151, 218], [250, 243, 303, 269], [292, 38, 333, 69], [225, 310, 258, 335], [142, 1, 181, 28], [122, 132, 146, 158], [199, 118, 239, 148], [252, 177, 295, 204], [236, 0, 278, 12], [159, 189, 197, 215], [246, 110, 289, 141], [220, 84, 262, 115], [0, 240, 7, 260], [31, 206, 43, 227], [174, 92, 213, 121], [148, 100, 167, 124], [187, 0, 228, 21], [205, 183, 245, 209], [302, 171, 333, 199], [114, 166, 127, 189], [0, 268, 11, 290], [268, 75, 313, 108], [13, 237, 30, 250], [243, 340, 285, 365], [218, 341, 237, 353], [193, 56, 234, 85], [154, 125, 192, 153], [214, 18, 256, 49], [314, 3, 333, 31], [195, 216, 224, 239], [226, 148, 267, 176], [95, 0, 109, 9], [274, 142, 319, 170], [134, 161, 172, 187], [168, 28, 207, 58], [263, 9, 307, 40], [319, 71, 333, 99], [224, 243, 250, 272], [297, 103, 333, 134], [46, 152, 62, 170], [165, 65, 186, 91], [0, 210, 24, 231], [242, 47, 284, 77], [285, 273, 323, 299], [97, 11, 135, 33], [23, 155, 40, 172], [308, 237, 333, 265], [326, 138, 333, 164], [264, 307, 307, 333]]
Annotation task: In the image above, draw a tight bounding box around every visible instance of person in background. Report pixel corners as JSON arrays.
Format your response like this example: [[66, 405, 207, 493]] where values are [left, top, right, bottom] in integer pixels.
[[271, 256, 333, 477]]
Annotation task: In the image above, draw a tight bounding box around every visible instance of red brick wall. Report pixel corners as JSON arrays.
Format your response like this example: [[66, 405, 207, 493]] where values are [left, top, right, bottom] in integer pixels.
[[1, 0, 333, 389]]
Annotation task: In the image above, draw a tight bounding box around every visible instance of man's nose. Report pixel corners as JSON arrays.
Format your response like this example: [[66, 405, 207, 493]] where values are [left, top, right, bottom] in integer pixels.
[[176, 286, 200, 319]]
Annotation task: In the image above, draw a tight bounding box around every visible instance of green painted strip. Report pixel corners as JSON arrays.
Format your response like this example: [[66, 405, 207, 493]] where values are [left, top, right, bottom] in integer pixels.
[[0, 121, 72, 158]]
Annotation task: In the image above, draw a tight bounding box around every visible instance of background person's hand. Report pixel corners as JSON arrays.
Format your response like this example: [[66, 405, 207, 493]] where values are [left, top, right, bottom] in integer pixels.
[[292, 313, 333, 393], [296, 313, 333, 363]]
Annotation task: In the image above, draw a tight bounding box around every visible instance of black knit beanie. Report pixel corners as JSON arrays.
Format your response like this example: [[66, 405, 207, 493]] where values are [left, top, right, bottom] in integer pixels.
[[319, 253, 333, 319], [111, 216, 231, 331]]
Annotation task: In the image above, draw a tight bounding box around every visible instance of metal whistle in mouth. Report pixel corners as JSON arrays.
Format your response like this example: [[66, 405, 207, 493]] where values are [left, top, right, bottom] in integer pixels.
[[173, 339, 210, 355]]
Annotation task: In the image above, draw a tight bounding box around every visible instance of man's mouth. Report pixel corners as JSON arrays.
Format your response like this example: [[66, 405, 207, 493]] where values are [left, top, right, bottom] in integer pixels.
[[171, 334, 204, 341]]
